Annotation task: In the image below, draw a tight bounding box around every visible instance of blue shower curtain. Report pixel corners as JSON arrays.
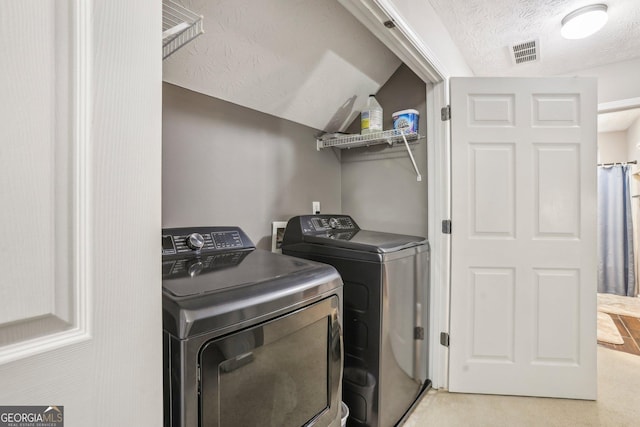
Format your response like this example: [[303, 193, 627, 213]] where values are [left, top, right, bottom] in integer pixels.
[[597, 165, 636, 296]]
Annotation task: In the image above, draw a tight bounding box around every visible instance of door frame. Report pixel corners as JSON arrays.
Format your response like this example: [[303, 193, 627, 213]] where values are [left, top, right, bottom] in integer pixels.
[[427, 78, 451, 389], [337, 0, 454, 389]]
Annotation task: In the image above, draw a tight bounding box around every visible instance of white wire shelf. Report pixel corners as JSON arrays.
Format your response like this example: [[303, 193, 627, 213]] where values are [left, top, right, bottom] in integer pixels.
[[317, 129, 424, 181], [316, 129, 421, 150], [163, 0, 204, 60]]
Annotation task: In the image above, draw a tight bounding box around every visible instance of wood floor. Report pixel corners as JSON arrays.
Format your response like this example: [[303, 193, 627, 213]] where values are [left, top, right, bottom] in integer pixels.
[[598, 314, 640, 356]]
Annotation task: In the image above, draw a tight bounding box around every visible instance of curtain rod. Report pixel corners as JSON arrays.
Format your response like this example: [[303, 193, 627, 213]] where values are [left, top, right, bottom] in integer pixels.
[[597, 160, 637, 166]]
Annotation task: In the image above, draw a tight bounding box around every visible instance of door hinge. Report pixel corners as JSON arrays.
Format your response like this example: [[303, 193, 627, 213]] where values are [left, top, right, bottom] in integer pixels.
[[442, 219, 452, 234], [441, 105, 451, 121], [440, 332, 450, 347], [414, 326, 424, 340]]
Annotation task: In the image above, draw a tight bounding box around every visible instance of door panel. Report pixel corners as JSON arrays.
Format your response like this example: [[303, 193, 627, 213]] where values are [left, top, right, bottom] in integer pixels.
[[534, 144, 581, 237], [533, 269, 580, 363], [468, 268, 515, 362], [449, 77, 597, 399], [0, 1, 162, 425], [469, 143, 515, 237], [0, 0, 81, 355]]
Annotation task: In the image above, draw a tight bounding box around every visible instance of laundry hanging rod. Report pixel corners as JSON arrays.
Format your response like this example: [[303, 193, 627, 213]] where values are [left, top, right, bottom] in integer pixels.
[[597, 160, 637, 166]]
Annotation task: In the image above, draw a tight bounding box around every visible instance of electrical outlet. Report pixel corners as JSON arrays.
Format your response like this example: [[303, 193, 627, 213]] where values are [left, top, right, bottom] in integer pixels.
[[312, 201, 320, 214]]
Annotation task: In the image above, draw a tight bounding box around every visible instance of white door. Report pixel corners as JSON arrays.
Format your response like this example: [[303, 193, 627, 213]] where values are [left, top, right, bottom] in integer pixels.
[[0, 1, 162, 425], [448, 77, 597, 399]]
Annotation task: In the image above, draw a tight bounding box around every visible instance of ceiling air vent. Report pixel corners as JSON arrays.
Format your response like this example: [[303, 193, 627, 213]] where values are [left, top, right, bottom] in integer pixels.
[[509, 39, 539, 65]]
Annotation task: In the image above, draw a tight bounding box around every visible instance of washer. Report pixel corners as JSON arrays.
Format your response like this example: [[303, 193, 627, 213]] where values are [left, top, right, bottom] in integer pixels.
[[281, 215, 430, 427], [162, 226, 344, 427]]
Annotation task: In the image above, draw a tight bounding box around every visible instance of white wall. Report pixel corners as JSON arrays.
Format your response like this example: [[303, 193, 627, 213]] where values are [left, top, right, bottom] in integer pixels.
[[625, 117, 640, 297], [563, 57, 640, 104], [341, 64, 428, 237], [627, 117, 640, 163], [598, 131, 628, 163], [162, 83, 342, 249]]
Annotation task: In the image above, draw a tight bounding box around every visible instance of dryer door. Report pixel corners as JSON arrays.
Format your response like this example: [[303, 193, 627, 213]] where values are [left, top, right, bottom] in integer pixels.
[[198, 296, 342, 427]]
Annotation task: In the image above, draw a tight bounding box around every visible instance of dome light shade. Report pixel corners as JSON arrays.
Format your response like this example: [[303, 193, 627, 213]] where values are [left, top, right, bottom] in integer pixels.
[[561, 4, 608, 39]]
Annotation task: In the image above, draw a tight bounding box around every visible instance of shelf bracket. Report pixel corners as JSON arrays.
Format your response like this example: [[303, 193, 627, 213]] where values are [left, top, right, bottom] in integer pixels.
[[162, 0, 204, 60], [400, 130, 422, 182]]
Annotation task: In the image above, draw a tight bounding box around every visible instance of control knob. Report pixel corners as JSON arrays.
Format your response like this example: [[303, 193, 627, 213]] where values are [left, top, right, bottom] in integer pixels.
[[187, 259, 204, 277], [186, 233, 205, 250], [329, 217, 339, 229]]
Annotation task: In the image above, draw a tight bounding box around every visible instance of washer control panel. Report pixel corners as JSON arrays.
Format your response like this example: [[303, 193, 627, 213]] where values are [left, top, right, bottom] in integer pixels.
[[303, 215, 358, 234], [162, 226, 254, 257], [281, 215, 361, 246]]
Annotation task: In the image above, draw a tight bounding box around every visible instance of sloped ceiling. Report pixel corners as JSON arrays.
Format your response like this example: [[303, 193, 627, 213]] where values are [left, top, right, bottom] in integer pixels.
[[163, 0, 402, 132], [427, 0, 640, 77], [599, 108, 640, 133]]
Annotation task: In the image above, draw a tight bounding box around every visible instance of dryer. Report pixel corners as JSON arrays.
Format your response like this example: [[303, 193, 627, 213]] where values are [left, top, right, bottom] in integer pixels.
[[162, 226, 343, 427], [281, 215, 430, 427]]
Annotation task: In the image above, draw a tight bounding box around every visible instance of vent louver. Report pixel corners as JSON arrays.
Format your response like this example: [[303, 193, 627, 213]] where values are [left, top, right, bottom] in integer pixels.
[[509, 39, 539, 65]]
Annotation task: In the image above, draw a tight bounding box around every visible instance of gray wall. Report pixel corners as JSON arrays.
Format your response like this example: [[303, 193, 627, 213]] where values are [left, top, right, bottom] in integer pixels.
[[162, 83, 341, 249], [341, 64, 428, 237]]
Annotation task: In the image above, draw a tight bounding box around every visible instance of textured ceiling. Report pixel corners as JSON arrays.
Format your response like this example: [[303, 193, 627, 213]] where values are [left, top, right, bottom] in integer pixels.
[[163, 0, 640, 131], [163, 0, 401, 132], [428, 0, 640, 77]]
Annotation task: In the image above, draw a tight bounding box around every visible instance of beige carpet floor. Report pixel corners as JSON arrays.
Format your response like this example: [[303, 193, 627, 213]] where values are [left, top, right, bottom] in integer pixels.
[[597, 312, 624, 345], [598, 293, 640, 318], [405, 347, 640, 426]]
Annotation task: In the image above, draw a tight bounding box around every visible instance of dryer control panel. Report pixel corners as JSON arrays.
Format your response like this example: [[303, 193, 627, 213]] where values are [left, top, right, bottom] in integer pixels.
[[162, 226, 255, 257]]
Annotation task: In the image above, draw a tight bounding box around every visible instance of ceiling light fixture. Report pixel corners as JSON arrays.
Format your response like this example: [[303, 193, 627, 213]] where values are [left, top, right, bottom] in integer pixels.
[[561, 4, 608, 39]]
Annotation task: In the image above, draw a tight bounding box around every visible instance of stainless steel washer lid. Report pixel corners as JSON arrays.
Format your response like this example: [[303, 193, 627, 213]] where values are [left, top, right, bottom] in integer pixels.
[[282, 215, 427, 254], [163, 249, 318, 297], [303, 229, 427, 253], [162, 249, 342, 339]]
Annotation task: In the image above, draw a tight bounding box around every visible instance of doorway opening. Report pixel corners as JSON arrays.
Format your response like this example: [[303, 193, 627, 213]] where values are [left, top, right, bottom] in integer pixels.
[[596, 99, 640, 355]]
